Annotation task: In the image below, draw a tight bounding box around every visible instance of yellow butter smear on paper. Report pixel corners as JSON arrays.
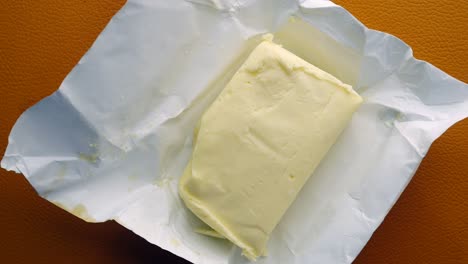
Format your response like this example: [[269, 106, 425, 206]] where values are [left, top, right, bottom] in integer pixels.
[[53, 202, 96, 222], [179, 35, 362, 260]]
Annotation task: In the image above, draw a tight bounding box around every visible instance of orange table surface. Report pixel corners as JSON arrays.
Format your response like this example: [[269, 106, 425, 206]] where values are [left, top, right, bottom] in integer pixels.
[[1, 1, 467, 263]]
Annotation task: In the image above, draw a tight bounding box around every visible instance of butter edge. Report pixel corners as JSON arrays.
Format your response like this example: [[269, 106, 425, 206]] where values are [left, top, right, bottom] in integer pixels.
[[257, 38, 362, 99], [178, 161, 263, 260]]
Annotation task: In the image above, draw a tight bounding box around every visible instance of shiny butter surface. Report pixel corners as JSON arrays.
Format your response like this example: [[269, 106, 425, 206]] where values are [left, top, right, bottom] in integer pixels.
[[179, 39, 362, 260]]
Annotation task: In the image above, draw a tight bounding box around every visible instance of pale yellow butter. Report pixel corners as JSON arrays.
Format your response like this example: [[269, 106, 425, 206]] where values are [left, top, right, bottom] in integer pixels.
[[179, 39, 362, 260]]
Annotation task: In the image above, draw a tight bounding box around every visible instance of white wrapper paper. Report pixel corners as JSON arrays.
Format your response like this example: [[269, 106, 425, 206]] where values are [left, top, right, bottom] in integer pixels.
[[2, 0, 468, 263]]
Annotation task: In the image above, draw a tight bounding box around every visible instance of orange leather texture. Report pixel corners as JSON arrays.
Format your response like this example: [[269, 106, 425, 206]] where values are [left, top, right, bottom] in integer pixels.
[[0, 0, 466, 263]]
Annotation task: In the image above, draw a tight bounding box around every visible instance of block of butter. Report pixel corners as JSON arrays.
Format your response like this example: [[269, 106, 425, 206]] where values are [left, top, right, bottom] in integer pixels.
[[179, 37, 363, 260]]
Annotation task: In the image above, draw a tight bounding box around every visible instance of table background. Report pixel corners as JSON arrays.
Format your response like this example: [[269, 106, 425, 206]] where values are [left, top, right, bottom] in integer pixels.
[[1, 0, 467, 263]]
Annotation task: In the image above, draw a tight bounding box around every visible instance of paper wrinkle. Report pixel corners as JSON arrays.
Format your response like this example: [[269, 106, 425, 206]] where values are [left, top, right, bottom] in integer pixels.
[[184, 0, 250, 11], [2, 0, 468, 263]]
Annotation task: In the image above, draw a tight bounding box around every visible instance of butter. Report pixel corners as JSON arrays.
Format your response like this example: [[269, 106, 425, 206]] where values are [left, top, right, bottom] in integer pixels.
[[195, 227, 226, 239], [179, 39, 362, 260]]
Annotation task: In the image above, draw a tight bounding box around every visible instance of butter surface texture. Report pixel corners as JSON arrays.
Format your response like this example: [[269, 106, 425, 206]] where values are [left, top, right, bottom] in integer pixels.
[[179, 40, 362, 260]]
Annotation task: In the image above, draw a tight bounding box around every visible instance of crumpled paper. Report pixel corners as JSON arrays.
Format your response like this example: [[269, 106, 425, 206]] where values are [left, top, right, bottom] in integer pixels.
[[2, 0, 468, 263]]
